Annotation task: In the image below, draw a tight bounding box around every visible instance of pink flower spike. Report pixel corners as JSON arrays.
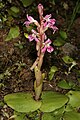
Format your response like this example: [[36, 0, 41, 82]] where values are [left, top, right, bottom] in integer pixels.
[[47, 46, 54, 53], [38, 4, 43, 16]]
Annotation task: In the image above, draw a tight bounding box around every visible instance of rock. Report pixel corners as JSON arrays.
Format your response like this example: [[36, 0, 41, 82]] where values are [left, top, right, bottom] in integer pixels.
[[61, 43, 78, 56]]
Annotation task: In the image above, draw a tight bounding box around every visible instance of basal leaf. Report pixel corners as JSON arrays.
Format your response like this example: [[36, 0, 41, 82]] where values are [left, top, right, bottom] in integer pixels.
[[66, 91, 80, 108], [4, 92, 41, 112], [40, 91, 68, 112]]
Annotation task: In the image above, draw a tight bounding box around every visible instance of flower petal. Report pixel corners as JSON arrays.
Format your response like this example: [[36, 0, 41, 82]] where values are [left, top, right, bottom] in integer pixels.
[[28, 34, 39, 42], [27, 14, 35, 22], [26, 14, 40, 27], [44, 33, 47, 40], [41, 46, 47, 53], [52, 26, 58, 34], [34, 37, 39, 42], [44, 14, 51, 21], [49, 19, 56, 25], [31, 29, 38, 36], [45, 39, 52, 45], [24, 21, 30, 26], [28, 35, 35, 41], [47, 46, 54, 53]]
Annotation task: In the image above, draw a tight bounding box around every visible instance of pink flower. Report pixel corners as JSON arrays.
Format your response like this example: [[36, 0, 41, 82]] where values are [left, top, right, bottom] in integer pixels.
[[43, 14, 58, 33], [28, 35, 35, 41], [50, 26, 58, 34], [24, 3, 58, 54], [48, 19, 56, 25], [28, 34, 39, 42], [27, 14, 36, 23], [41, 39, 54, 53], [47, 46, 54, 53], [44, 14, 52, 21], [31, 29, 39, 37], [44, 14, 56, 25], [24, 14, 40, 27]]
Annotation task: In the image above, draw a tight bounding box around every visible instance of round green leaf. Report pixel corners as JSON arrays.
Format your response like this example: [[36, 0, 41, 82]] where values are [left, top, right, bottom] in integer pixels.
[[20, 0, 34, 7], [58, 80, 71, 89], [5, 26, 20, 41], [10, 6, 20, 13], [62, 56, 74, 64], [4, 93, 41, 113], [53, 38, 65, 47], [40, 91, 68, 112], [63, 111, 80, 120], [59, 31, 67, 40], [66, 91, 80, 108]]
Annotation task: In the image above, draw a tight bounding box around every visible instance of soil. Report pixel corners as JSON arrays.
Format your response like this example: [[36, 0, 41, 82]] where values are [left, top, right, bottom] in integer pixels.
[[0, 0, 80, 119]]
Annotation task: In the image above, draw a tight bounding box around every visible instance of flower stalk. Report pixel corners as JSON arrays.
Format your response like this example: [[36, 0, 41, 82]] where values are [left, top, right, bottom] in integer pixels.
[[24, 4, 58, 100]]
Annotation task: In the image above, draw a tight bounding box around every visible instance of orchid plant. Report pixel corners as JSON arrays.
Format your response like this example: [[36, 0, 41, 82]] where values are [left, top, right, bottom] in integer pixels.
[[24, 3, 58, 100], [4, 4, 80, 120]]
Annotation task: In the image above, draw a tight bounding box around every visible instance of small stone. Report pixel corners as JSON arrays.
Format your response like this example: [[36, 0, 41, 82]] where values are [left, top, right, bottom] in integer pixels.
[[61, 43, 78, 56]]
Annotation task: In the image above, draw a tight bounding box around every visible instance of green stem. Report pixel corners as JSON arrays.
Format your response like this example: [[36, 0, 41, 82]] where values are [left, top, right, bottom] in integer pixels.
[[34, 53, 44, 100]]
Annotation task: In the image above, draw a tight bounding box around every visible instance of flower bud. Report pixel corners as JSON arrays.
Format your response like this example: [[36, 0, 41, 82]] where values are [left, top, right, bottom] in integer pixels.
[[38, 4, 43, 16]]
